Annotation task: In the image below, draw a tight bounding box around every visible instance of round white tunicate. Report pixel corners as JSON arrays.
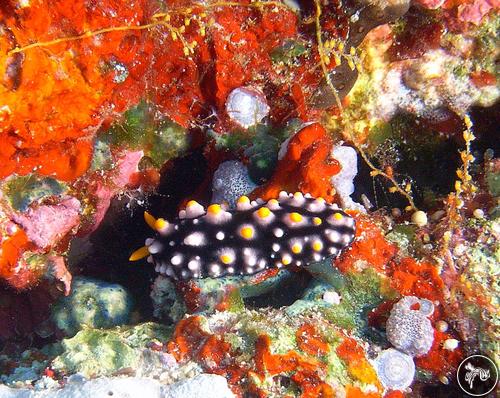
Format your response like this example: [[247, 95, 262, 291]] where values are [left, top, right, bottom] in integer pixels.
[[374, 348, 415, 390], [225, 87, 270, 129]]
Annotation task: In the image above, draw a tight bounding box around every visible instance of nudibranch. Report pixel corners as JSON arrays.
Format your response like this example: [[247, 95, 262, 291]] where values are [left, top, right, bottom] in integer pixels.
[[130, 192, 356, 280]]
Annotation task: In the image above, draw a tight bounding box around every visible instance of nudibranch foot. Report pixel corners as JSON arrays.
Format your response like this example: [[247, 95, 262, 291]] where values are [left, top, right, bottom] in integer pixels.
[[130, 192, 356, 280]]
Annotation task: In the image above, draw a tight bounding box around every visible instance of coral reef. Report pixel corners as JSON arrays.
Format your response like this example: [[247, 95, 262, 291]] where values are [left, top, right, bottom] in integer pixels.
[[0, 0, 498, 396], [51, 323, 171, 378]]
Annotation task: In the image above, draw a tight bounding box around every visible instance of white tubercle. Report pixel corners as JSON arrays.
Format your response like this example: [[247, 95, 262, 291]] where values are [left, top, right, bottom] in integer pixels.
[[290, 191, 306, 206], [308, 198, 327, 212], [170, 254, 183, 266], [183, 231, 206, 246], [278, 191, 289, 200], [184, 201, 206, 218], [148, 241, 163, 254]]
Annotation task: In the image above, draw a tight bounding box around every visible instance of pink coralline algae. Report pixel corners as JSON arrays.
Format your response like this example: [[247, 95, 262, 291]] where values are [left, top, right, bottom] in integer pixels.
[[457, 0, 499, 24], [11, 196, 81, 250], [80, 150, 144, 234]]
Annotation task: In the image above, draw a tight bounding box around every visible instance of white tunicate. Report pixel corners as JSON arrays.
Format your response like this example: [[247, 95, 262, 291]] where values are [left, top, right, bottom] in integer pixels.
[[330, 145, 365, 212], [211, 161, 256, 208], [386, 296, 435, 357], [322, 290, 341, 305], [225, 87, 270, 129], [374, 348, 416, 390], [443, 338, 459, 351]]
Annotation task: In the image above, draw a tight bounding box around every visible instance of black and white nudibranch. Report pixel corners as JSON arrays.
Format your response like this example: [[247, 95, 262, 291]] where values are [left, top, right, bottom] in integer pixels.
[[129, 192, 356, 280]]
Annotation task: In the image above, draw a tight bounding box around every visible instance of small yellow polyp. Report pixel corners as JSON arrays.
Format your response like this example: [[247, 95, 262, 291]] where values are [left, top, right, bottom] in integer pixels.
[[144, 211, 157, 230], [129, 246, 150, 261], [289, 212, 303, 222], [237, 195, 250, 204]]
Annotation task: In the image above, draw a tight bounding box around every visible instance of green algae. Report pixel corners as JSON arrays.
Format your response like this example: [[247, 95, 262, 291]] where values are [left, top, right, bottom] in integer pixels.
[[51, 277, 134, 337], [2, 174, 67, 211], [103, 101, 189, 167], [208, 121, 298, 183], [385, 224, 418, 256], [270, 39, 309, 66], [90, 139, 113, 171], [51, 323, 171, 378], [461, 221, 500, 366], [288, 267, 396, 333], [486, 162, 500, 197]]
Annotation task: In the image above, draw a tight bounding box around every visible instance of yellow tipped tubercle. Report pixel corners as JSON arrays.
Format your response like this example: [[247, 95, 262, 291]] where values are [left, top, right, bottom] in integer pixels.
[[237, 195, 250, 204], [257, 207, 271, 218], [187, 199, 200, 207], [155, 218, 168, 231], [220, 254, 233, 264], [312, 241, 323, 252], [240, 226, 254, 239], [289, 212, 303, 222], [129, 246, 150, 261], [208, 204, 222, 215], [144, 211, 157, 230]]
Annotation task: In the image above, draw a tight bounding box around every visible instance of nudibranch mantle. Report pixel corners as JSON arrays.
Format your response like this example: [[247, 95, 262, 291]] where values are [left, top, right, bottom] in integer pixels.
[[130, 192, 356, 280]]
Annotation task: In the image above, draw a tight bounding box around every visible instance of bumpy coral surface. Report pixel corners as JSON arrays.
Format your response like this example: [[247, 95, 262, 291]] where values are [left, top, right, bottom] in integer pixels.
[[0, 0, 498, 397]]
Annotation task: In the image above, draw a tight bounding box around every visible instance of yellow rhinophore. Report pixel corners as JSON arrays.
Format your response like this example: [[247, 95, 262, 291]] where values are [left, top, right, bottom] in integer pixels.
[[129, 246, 150, 261], [144, 211, 157, 230], [155, 218, 168, 231]]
